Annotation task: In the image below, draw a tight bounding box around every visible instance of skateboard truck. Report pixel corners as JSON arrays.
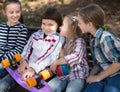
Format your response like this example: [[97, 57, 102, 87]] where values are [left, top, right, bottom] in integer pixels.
[[1, 54, 22, 70]]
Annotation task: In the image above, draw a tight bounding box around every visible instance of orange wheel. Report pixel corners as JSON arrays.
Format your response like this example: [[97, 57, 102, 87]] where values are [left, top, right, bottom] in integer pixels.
[[39, 69, 51, 80], [13, 54, 22, 62], [26, 77, 37, 88], [1, 59, 10, 68]]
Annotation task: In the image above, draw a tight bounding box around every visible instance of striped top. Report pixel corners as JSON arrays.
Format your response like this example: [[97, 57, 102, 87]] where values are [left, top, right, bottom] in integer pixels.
[[0, 23, 28, 62], [90, 27, 120, 76], [22, 30, 65, 73], [58, 38, 89, 80]]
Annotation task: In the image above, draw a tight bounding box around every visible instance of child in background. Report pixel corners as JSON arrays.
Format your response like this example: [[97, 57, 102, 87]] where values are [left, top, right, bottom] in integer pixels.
[[0, 0, 28, 81], [77, 3, 120, 92], [48, 15, 89, 92]]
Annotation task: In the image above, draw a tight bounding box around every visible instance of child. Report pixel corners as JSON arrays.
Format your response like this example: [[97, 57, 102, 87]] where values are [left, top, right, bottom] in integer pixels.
[[0, 7, 64, 91], [48, 15, 89, 92], [0, 0, 28, 91], [17, 7, 65, 80], [77, 3, 120, 92]]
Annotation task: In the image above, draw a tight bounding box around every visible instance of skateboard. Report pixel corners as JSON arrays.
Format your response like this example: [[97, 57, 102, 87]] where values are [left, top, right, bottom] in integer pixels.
[[1, 54, 50, 92], [25, 64, 71, 88]]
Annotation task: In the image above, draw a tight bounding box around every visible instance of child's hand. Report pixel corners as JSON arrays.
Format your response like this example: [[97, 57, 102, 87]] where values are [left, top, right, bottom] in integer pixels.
[[21, 67, 35, 80], [50, 61, 57, 74], [17, 60, 29, 74], [87, 75, 101, 83]]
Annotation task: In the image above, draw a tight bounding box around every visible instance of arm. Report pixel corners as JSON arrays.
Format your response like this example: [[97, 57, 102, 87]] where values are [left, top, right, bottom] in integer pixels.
[[87, 62, 120, 83], [29, 36, 65, 73], [64, 38, 86, 67], [89, 64, 101, 75], [6, 25, 28, 60], [87, 35, 120, 83]]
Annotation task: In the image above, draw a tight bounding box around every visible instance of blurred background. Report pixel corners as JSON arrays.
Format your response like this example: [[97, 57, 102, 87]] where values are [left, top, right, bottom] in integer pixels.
[[0, 0, 120, 29]]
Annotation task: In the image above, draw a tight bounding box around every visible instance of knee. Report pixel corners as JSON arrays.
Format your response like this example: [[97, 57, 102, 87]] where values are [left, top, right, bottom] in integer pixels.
[[49, 83, 62, 92]]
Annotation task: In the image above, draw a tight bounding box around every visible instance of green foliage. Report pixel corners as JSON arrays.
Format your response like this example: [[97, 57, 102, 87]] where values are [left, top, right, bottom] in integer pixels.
[[59, 0, 64, 4]]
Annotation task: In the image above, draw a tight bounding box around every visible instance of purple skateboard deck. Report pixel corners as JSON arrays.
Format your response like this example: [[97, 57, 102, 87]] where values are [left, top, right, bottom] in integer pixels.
[[6, 68, 50, 92]]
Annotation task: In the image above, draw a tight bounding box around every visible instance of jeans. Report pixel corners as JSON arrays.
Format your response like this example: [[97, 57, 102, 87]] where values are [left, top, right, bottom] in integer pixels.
[[0, 63, 18, 92], [48, 77, 85, 92], [0, 74, 18, 92], [0, 64, 8, 78], [83, 74, 120, 92]]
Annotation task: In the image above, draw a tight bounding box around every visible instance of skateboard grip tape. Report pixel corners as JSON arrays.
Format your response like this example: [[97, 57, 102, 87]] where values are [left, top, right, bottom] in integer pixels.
[[1, 59, 10, 68], [26, 77, 37, 88]]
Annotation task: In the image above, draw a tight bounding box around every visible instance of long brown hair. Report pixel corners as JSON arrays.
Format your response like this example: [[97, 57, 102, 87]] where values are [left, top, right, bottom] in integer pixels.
[[59, 15, 82, 57]]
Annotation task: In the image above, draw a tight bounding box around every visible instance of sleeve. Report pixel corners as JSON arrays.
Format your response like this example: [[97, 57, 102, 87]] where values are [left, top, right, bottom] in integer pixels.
[[21, 34, 34, 61], [29, 36, 65, 73], [64, 38, 87, 67], [104, 35, 120, 63], [5, 25, 28, 60]]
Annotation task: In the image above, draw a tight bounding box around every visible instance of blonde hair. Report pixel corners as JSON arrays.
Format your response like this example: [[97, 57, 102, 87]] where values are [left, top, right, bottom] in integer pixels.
[[59, 15, 82, 57]]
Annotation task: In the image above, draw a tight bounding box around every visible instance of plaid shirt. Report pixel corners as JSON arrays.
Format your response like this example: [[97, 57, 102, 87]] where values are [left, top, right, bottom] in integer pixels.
[[90, 27, 120, 75], [58, 38, 89, 80]]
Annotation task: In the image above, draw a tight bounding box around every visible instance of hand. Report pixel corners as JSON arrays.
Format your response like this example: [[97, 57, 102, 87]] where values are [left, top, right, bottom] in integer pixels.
[[87, 75, 101, 84], [17, 60, 29, 74], [50, 61, 57, 74], [21, 67, 35, 80]]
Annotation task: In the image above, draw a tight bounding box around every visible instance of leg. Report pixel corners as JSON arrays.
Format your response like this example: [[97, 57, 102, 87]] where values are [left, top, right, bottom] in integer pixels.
[[0, 64, 8, 78], [103, 74, 120, 92], [83, 81, 104, 92], [48, 77, 68, 92], [66, 78, 85, 92], [0, 74, 18, 92]]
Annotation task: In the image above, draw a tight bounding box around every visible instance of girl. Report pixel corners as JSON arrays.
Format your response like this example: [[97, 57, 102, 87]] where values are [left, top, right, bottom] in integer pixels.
[[78, 3, 120, 92], [48, 15, 89, 92], [0, 0, 28, 81], [0, 0, 28, 91]]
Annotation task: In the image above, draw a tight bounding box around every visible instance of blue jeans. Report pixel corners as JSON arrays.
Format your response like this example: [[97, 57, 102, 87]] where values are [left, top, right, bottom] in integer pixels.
[[0, 64, 8, 78], [48, 77, 85, 92], [83, 74, 120, 92], [0, 63, 18, 92], [0, 74, 18, 92]]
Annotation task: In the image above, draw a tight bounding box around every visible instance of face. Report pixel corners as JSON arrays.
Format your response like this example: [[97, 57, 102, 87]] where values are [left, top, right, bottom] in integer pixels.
[[4, 3, 21, 26], [60, 17, 72, 37], [77, 15, 90, 33], [41, 19, 58, 35]]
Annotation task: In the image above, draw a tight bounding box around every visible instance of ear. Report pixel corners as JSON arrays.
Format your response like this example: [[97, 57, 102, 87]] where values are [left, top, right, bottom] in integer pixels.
[[88, 22, 93, 27]]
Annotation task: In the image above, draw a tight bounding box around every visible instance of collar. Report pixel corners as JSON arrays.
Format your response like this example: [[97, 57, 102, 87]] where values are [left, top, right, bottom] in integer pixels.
[[94, 27, 104, 39]]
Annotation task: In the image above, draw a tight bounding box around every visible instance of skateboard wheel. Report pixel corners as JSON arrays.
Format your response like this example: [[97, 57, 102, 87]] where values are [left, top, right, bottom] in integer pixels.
[[56, 64, 70, 76], [1, 59, 10, 68], [39, 69, 51, 80], [26, 77, 37, 88], [13, 54, 22, 62]]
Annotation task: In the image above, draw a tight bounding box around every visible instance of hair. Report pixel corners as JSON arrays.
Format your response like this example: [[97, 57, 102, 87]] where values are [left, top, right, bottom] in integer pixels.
[[59, 15, 82, 57], [40, 7, 62, 29], [78, 3, 105, 29], [3, 0, 24, 23]]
